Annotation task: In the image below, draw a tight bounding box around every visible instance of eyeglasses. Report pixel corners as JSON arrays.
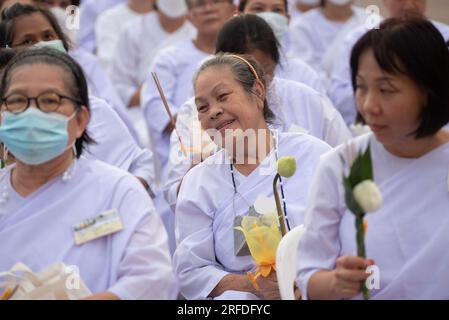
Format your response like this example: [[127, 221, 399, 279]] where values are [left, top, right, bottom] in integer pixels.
[[190, 0, 230, 10], [1, 92, 81, 114]]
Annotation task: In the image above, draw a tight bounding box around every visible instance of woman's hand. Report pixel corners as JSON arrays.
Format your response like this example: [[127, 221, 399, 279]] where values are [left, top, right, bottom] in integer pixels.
[[255, 272, 281, 300], [329, 255, 375, 299], [307, 255, 375, 300]]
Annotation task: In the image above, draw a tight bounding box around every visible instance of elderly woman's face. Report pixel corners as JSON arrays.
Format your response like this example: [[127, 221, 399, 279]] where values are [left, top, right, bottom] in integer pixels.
[[188, 0, 235, 37], [243, 0, 288, 17], [384, 0, 426, 19], [3, 63, 87, 152], [10, 12, 59, 50], [195, 65, 265, 146], [355, 49, 426, 150]]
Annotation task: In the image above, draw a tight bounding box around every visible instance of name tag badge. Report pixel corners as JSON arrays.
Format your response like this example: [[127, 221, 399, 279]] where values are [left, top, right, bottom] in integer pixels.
[[73, 209, 123, 246]]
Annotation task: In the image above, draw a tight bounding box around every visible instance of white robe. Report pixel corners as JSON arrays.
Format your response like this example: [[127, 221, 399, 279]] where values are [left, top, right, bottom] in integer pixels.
[[110, 12, 196, 106], [276, 55, 326, 94], [86, 96, 156, 194], [297, 132, 449, 299], [95, 3, 142, 72], [163, 77, 350, 210], [289, 5, 367, 73], [141, 39, 211, 182], [173, 131, 331, 300], [76, 0, 127, 52], [327, 19, 449, 126], [0, 157, 175, 299]]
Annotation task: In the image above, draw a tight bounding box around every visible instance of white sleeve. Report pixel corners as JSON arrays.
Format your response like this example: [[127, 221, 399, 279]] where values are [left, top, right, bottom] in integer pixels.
[[85, 97, 156, 191], [163, 130, 192, 211], [326, 33, 359, 126], [296, 150, 345, 300], [95, 12, 116, 71], [76, 0, 97, 53], [141, 49, 180, 137], [129, 148, 157, 198], [109, 209, 176, 299], [289, 23, 319, 71], [109, 26, 139, 106], [173, 172, 229, 300], [163, 98, 199, 210], [319, 96, 352, 147]]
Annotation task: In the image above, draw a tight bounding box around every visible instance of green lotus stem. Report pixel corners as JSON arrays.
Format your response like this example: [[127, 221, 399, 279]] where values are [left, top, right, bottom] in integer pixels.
[[355, 214, 369, 300], [1, 159, 4, 169], [273, 173, 287, 237]]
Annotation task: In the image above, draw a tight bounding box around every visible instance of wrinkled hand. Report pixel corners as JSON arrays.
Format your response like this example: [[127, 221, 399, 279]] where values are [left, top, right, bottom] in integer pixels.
[[330, 255, 375, 299], [254, 272, 281, 300]]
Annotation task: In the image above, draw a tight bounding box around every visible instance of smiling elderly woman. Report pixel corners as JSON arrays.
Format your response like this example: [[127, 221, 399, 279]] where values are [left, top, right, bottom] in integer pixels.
[[0, 49, 174, 300], [173, 53, 331, 300]]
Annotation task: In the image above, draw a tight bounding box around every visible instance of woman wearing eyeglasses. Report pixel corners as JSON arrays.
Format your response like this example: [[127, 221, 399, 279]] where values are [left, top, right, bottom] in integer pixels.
[[0, 48, 175, 300], [0, 3, 156, 194]]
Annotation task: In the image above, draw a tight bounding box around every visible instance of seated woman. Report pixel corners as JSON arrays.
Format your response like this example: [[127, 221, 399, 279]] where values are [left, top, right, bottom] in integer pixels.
[[296, 18, 449, 299], [0, 48, 174, 299], [0, 3, 156, 192], [0, 3, 138, 140], [163, 14, 350, 210], [229, 14, 325, 94], [173, 53, 331, 300]]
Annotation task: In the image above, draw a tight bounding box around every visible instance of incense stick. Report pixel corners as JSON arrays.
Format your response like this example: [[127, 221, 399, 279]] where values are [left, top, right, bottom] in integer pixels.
[[151, 72, 187, 156]]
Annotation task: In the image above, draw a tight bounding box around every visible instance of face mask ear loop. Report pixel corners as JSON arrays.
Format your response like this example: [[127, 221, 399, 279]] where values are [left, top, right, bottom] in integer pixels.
[[1, 145, 8, 169]]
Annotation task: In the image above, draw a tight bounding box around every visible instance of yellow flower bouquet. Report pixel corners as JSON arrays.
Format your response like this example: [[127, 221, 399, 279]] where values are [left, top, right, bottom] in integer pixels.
[[235, 212, 282, 290]]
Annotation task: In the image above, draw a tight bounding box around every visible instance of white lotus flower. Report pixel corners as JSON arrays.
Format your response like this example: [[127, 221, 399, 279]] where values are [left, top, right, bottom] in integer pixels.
[[353, 180, 383, 213]]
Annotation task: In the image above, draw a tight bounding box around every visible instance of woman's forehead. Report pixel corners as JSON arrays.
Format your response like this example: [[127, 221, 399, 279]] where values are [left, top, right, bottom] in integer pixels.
[[7, 63, 68, 92], [13, 12, 54, 38]]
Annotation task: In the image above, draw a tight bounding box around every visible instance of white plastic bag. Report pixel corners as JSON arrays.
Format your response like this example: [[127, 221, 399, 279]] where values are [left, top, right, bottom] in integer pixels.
[[0, 262, 91, 300]]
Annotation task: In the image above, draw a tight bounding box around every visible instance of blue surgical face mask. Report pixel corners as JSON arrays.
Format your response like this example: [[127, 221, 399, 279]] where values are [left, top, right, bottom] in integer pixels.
[[256, 12, 289, 43], [33, 39, 67, 53], [0, 107, 76, 165]]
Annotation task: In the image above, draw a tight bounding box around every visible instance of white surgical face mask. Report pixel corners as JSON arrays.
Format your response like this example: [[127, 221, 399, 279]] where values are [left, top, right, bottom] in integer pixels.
[[33, 39, 67, 53], [256, 12, 289, 43], [49, 6, 77, 44], [327, 0, 352, 6], [157, 0, 188, 18]]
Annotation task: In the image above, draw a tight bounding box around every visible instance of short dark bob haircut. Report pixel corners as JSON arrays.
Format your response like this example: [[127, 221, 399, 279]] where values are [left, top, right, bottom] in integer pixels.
[[215, 14, 280, 65], [350, 17, 449, 138], [0, 48, 94, 157], [238, 0, 288, 13]]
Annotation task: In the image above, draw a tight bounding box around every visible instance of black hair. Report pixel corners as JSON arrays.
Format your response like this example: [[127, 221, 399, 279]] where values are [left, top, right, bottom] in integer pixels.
[[350, 17, 449, 138], [194, 53, 275, 123], [0, 3, 71, 50], [238, 0, 288, 13], [0, 47, 15, 70], [216, 14, 280, 65], [0, 48, 94, 156]]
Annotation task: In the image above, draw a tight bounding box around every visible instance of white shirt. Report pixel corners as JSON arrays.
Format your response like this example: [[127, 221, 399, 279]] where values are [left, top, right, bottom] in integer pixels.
[[141, 39, 211, 182], [173, 131, 331, 299], [95, 3, 142, 71], [110, 12, 196, 106], [297, 133, 449, 299], [289, 6, 367, 72], [86, 96, 156, 194], [0, 157, 175, 299]]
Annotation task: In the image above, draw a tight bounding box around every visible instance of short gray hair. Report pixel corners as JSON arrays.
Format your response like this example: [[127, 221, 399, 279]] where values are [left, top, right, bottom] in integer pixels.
[[194, 53, 275, 122]]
